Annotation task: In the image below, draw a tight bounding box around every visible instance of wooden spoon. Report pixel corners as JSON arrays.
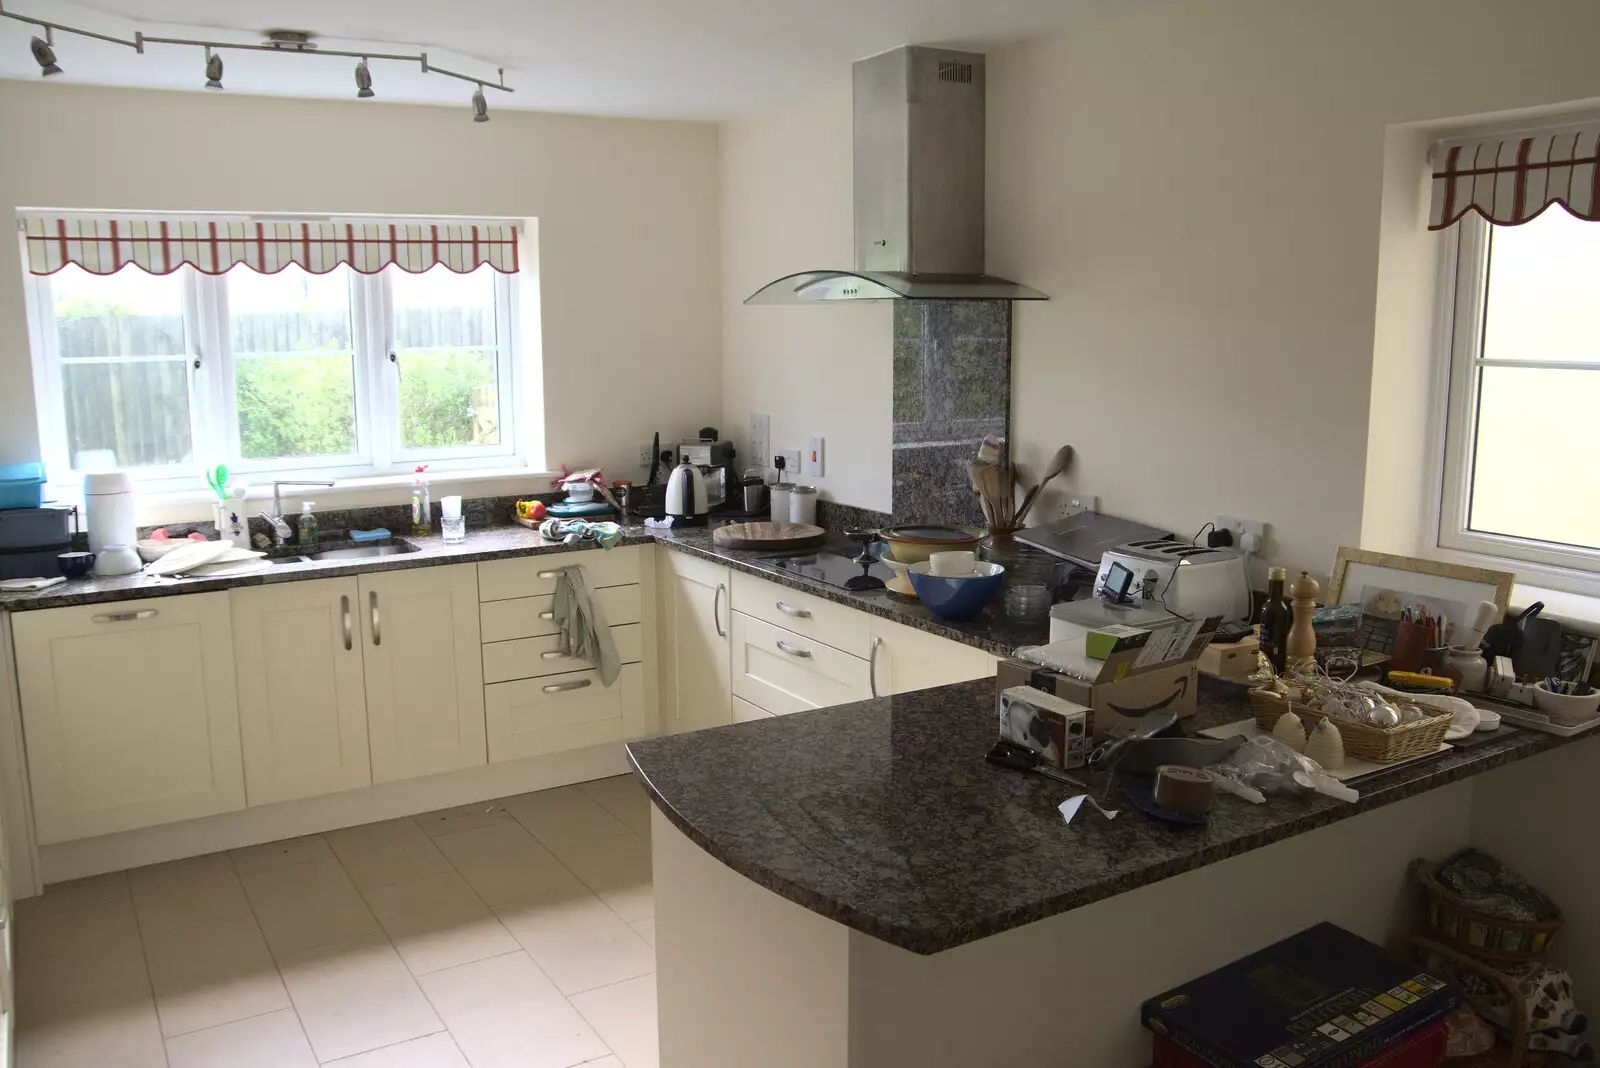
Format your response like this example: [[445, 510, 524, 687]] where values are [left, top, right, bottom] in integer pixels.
[[968, 461, 997, 527], [1014, 445, 1074, 524]]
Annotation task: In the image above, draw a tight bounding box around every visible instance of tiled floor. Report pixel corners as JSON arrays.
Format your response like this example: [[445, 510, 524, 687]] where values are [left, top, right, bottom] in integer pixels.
[[14, 776, 658, 1068]]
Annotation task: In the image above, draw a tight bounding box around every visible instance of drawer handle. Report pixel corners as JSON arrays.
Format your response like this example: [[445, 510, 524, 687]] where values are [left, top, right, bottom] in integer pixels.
[[713, 583, 726, 638], [540, 650, 574, 660], [92, 609, 157, 624], [341, 595, 353, 651], [537, 570, 561, 580], [776, 640, 813, 659], [370, 591, 381, 646], [538, 611, 555, 621], [776, 601, 812, 619], [869, 636, 883, 698], [543, 679, 592, 694]]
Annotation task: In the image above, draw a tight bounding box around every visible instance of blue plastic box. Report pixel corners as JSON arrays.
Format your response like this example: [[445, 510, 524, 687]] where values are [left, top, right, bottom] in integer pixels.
[[0, 463, 47, 510]]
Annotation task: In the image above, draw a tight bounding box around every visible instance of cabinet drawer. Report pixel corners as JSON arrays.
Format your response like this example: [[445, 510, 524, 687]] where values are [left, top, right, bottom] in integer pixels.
[[731, 695, 772, 723], [483, 623, 644, 684], [479, 585, 641, 642], [729, 571, 870, 657], [485, 662, 644, 761], [730, 612, 871, 717], [479, 547, 641, 602]]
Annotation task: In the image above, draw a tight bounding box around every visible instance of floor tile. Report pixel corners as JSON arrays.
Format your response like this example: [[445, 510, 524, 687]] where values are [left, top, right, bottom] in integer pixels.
[[361, 869, 519, 976], [494, 892, 655, 995], [16, 988, 167, 1068], [164, 1007, 317, 1068], [417, 951, 609, 1068], [230, 834, 334, 876], [277, 933, 444, 1062], [572, 974, 659, 1068], [549, 833, 654, 922], [414, 798, 518, 837], [241, 857, 381, 955], [144, 913, 291, 1038], [629, 918, 656, 948], [433, 821, 589, 907], [128, 852, 252, 934], [601, 796, 653, 839], [503, 786, 632, 849], [16, 897, 150, 1014], [16, 870, 129, 918], [328, 817, 453, 889], [323, 1032, 471, 1068], [575, 775, 645, 804]]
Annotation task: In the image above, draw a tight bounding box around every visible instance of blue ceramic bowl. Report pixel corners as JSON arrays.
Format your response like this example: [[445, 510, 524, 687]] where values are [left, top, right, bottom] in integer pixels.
[[907, 561, 1005, 621], [57, 551, 96, 578]]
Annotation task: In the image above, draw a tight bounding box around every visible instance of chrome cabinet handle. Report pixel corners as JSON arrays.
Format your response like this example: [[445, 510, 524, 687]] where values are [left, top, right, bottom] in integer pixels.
[[540, 650, 574, 660], [537, 570, 560, 580], [92, 609, 157, 624], [543, 679, 592, 694], [369, 591, 381, 646], [776, 640, 812, 659], [341, 595, 352, 651], [538, 611, 555, 621], [776, 601, 811, 619], [869, 636, 883, 698], [713, 583, 726, 638]]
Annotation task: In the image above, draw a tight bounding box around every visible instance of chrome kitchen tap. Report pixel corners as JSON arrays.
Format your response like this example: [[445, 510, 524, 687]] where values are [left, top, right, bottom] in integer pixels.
[[260, 480, 335, 547]]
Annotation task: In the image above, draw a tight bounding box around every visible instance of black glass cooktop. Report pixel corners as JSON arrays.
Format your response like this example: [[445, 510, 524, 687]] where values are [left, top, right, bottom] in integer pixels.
[[768, 549, 894, 591]]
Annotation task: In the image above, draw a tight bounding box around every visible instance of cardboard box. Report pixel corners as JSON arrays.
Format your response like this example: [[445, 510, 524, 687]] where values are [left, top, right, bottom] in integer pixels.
[[1086, 623, 1149, 661], [998, 685, 1094, 769], [1199, 635, 1259, 679], [997, 616, 1219, 735]]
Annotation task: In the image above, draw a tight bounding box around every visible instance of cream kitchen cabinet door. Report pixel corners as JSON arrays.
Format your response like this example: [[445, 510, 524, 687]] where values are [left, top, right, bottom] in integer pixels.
[[231, 578, 371, 805], [867, 617, 997, 697], [13, 593, 245, 844], [661, 550, 732, 734], [358, 564, 486, 783]]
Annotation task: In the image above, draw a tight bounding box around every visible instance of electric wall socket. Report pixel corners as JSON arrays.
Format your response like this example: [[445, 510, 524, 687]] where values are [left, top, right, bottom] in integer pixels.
[[637, 445, 653, 467], [779, 449, 802, 475], [1063, 495, 1099, 516], [1216, 515, 1268, 552]]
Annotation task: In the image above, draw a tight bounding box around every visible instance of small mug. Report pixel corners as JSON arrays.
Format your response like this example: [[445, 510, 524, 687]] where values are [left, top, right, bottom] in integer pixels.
[[57, 551, 96, 578], [930, 550, 977, 577]]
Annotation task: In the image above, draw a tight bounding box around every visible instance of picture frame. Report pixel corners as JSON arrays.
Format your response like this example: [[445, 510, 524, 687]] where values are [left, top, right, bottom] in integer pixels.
[[1326, 548, 1515, 613]]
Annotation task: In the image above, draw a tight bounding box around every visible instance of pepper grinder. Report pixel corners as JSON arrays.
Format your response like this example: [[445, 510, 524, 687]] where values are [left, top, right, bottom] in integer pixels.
[[1285, 570, 1320, 670]]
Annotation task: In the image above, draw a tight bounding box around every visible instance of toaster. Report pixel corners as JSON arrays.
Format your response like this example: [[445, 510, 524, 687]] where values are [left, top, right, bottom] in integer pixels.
[[1093, 539, 1251, 624]]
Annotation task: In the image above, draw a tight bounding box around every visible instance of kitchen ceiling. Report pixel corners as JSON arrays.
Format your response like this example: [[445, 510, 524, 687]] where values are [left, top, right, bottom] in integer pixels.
[[0, 0, 1145, 119]]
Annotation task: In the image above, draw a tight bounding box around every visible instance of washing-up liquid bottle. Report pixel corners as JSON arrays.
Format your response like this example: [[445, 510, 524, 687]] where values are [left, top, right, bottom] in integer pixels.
[[297, 502, 319, 547], [411, 465, 432, 535]]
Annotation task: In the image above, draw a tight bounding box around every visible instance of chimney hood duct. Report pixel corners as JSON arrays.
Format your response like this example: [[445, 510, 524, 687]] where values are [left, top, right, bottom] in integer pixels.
[[745, 46, 1044, 305]]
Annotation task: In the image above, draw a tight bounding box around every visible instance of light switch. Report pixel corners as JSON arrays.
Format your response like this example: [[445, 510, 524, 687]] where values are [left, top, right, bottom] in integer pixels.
[[805, 436, 824, 477]]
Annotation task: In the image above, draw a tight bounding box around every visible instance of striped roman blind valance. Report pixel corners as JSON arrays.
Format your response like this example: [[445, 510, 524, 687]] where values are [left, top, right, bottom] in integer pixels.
[[17, 214, 520, 276], [1429, 121, 1600, 230]]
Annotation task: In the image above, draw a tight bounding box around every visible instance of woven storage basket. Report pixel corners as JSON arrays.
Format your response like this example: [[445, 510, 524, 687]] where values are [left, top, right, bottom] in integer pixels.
[[1415, 861, 1562, 961], [1247, 688, 1451, 763]]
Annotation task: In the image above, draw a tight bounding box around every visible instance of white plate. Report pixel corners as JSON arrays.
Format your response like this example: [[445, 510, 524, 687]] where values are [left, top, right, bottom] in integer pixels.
[[185, 557, 273, 578], [143, 540, 234, 576]]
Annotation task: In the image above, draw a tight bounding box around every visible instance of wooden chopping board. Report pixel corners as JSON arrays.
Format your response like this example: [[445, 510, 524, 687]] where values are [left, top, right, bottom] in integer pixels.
[[712, 522, 827, 551]]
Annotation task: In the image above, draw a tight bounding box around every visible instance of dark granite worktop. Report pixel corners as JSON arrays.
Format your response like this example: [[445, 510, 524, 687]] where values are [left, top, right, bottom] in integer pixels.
[[0, 515, 1058, 658], [627, 676, 1591, 955]]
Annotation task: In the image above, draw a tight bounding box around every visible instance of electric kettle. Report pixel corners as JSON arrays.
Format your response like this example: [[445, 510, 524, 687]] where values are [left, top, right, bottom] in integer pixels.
[[665, 460, 709, 524]]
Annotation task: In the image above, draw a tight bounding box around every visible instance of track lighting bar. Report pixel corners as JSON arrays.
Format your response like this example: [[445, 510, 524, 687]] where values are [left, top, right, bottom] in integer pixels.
[[0, 2, 514, 94]]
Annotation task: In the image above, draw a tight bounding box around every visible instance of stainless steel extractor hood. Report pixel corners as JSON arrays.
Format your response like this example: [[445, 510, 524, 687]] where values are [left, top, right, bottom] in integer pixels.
[[746, 46, 1045, 305]]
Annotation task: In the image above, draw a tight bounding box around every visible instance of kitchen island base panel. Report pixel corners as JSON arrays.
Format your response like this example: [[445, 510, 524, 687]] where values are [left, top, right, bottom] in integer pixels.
[[652, 782, 1473, 1068]]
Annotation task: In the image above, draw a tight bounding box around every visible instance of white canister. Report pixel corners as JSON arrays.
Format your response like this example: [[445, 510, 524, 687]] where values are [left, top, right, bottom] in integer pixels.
[[83, 470, 136, 554], [769, 484, 793, 522], [789, 484, 818, 525]]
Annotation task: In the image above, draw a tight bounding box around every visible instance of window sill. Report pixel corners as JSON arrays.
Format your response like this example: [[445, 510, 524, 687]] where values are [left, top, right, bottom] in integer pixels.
[[123, 466, 560, 526], [1512, 584, 1600, 634]]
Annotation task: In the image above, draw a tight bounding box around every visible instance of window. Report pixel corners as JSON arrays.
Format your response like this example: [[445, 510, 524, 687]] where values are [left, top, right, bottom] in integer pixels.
[[26, 238, 524, 493], [1437, 209, 1600, 585]]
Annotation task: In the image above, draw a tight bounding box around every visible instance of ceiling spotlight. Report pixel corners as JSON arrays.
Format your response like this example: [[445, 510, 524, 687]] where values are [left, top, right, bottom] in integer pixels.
[[204, 46, 223, 90], [355, 58, 373, 98], [472, 85, 488, 123], [31, 30, 62, 77]]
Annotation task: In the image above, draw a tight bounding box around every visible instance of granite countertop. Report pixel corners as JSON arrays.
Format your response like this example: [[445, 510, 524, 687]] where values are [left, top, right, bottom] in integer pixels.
[[0, 516, 1060, 659], [626, 676, 1589, 955]]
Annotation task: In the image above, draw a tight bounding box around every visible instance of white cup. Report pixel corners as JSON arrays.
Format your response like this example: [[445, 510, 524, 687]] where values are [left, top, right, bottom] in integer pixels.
[[930, 550, 977, 577]]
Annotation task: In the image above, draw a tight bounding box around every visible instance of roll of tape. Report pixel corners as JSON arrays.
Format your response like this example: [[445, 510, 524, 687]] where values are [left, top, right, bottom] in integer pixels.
[[1153, 765, 1215, 814]]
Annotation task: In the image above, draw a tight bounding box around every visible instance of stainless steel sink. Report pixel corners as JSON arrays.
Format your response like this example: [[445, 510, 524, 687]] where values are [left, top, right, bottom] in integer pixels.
[[307, 541, 420, 561]]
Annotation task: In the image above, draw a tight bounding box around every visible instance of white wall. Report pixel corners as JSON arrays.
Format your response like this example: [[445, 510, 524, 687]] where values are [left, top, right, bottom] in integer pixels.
[[0, 81, 720, 502], [719, 0, 1600, 575]]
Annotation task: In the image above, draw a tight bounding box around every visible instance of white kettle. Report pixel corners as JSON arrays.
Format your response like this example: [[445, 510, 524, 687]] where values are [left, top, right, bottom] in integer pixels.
[[665, 460, 709, 524]]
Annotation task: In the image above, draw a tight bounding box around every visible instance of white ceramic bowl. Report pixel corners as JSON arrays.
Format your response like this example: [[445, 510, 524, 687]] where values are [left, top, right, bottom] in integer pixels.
[[1532, 681, 1600, 726], [929, 550, 977, 577], [136, 539, 181, 563]]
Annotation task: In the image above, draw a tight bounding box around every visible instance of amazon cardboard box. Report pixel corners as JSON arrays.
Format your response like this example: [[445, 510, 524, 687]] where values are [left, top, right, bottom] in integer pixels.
[[996, 616, 1220, 736]]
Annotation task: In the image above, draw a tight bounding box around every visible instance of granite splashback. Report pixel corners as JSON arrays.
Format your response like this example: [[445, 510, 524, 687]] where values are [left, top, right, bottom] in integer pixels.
[[891, 300, 1011, 526]]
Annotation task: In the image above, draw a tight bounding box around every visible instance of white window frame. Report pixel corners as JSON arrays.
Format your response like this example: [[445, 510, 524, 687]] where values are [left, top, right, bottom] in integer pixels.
[[24, 260, 521, 496], [1430, 213, 1600, 597]]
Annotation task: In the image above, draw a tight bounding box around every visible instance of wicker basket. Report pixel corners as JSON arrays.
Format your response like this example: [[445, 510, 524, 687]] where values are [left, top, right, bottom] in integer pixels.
[[1415, 862, 1563, 961], [1247, 688, 1452, 763]]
